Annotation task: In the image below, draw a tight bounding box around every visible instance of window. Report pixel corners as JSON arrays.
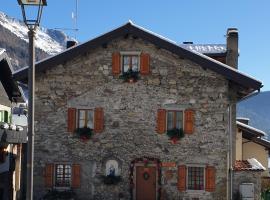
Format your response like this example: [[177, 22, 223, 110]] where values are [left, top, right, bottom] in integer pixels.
[[122, 55, 139, 72], [0, 111, 3, 122], [187, 166, 204, 190], [167, 110, 183, 130], [4, 111, 8, 123], [55, 164, 72, 187], [78, 109, 94, 129]]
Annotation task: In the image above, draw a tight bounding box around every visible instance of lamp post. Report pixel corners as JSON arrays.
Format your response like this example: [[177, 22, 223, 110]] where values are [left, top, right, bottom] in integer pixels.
[[17, 0, 47, 199]]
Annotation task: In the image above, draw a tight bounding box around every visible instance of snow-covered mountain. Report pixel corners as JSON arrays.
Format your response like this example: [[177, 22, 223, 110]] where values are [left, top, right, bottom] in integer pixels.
[[0, 11, 70, 71]]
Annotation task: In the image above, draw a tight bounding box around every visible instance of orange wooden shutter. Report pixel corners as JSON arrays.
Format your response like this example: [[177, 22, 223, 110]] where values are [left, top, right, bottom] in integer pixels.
[[72, 164, 81, 188], [140, 53, 150, 75], [44, 164, 54, 188], [94, 107, 104, 133], [205, 166, 216, 192], [184, 109, 195, 134], [156, 109, 166, 134], [112, 52, 121, 75], [178, 165, 186, 191], [67, 108, 76, 133]]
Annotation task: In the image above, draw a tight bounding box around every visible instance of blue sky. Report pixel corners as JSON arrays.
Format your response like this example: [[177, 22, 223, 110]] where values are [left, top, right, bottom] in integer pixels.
[[1, 0, 270, 91]]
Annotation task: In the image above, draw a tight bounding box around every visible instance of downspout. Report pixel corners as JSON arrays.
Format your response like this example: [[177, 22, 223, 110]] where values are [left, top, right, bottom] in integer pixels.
[[228, 89, 260, 200], [228, 104, 233, 200]]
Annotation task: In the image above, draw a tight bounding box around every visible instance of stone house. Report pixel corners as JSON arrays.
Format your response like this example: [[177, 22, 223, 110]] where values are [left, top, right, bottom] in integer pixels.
[[0, 48, 26, 200], [14, 22, 263, 200]]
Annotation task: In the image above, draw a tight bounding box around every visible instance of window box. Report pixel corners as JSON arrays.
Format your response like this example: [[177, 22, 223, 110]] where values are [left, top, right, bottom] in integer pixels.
[[75, 127, 93, 142], [166, 128, 185, 144], [119, 68, 139, 83]]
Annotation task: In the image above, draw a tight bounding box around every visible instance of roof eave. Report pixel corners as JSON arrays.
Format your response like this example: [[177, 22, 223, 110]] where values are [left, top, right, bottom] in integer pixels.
[[13, 22, 263, 92]]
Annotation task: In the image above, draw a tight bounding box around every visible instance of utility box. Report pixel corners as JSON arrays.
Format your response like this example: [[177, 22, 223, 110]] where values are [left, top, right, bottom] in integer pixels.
[[239, 183, 254, 200]]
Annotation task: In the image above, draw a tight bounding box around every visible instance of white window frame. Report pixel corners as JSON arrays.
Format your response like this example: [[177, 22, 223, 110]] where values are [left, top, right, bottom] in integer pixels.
[[165, 109, 185, 131], [120, 51, 141, 73], [77, 109, 94, 129], [186, 165, 206, 192], [53, 163, 72, 189]]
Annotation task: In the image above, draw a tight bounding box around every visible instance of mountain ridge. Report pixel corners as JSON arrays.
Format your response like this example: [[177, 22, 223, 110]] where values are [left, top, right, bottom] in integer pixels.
[[237, 91, 270, 138], [0, 11, 69, 71]]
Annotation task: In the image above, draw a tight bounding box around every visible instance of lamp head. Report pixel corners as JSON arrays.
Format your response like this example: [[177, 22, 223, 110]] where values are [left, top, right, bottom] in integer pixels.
[[17, 0, 47, 6]]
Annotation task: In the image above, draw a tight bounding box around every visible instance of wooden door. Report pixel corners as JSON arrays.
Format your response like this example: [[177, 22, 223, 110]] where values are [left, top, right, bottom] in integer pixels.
[[136, 166, 156, 200]]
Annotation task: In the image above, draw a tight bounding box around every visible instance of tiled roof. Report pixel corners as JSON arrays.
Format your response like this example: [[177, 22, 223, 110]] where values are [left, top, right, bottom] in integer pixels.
[[234, 158, 265, 171]]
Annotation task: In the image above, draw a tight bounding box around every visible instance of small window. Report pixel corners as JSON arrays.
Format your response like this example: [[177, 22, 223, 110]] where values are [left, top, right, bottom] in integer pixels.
[[167, 110, 183, 130], [187, 166, 204, 190], [78, 109, 94, 129], [55, 164, 72, 187], [0, 111, 3, 122], [122, 55, 139, 73], [4, 111, 8, 123]]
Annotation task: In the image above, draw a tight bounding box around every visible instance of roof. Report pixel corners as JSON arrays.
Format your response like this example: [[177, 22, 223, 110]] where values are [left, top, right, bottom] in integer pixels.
[[237, 120, 270, 150], [237, 121, 266, 137], [13, 22, 263, 96], [234, 158, 265, 171], [0, 123, 27, 144], [0, 49, 24, 103], [179, 44, 226, 56]]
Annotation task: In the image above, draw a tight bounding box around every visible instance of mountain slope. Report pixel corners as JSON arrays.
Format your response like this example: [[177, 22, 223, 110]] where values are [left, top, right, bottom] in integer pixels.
[[237, 91, 270, 138], [0, 11, 69, 71]]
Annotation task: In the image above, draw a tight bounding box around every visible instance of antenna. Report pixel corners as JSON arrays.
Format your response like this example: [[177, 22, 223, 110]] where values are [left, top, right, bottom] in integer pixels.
[[54, 0, 79, 39]]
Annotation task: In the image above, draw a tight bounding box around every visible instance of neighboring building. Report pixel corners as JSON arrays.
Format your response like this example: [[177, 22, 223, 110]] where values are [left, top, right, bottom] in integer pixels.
[[236, 118, 270, 177], [14, 22, 263, 200], [234, 117, 270, 196], [0, 48, 26, 200]]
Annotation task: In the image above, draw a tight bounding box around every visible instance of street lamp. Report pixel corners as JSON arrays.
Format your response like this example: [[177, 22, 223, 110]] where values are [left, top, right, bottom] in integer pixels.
[[17, 0, 47, 199]]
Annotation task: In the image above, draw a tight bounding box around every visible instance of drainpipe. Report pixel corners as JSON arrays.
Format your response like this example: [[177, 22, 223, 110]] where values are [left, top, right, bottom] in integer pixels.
[[228, 89, 260, 200]]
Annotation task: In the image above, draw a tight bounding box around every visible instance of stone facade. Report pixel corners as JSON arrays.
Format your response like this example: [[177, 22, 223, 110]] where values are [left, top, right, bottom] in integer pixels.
[[233, 171, 262, 200], [33, 35, 234, 200]]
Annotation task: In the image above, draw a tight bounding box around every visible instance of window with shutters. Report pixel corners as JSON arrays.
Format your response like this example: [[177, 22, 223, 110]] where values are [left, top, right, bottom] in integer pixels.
[[78, 109, 94, 129], [122, 55, 139, 72], [187, 166, 204, 190], [167, 110, 183, 130], [55, 164, 72, 187]]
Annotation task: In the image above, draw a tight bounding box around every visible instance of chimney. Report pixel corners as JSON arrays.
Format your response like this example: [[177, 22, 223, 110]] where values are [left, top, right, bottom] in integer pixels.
[[183, 42, 193, 44], [237, 117, 249, 125], [226, 28, 238, 69], [66, 40, 77, 49]]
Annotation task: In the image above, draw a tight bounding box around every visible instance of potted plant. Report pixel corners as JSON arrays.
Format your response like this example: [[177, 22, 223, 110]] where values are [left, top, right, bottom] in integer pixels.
[[119, 68, 139, 83], [43, 189, 77, 200], [166, 128, 185, 144], [75, 127, 93, 142], [102, 174, 122, 185]]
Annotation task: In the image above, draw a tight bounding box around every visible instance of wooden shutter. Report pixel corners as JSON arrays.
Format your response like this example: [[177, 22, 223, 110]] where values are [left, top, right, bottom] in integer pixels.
[[44, 164, 54, 188], [140, 53, 150, 75], [112, 52, 121, 75], [184, 109, 195, 134], [205, 166, 216, 192], [94, 107, 104, 133], [67, 108, 77, 133], [156, 109, 166, 134], [72, 164, 81, 188], [178, 165, 186, 191]]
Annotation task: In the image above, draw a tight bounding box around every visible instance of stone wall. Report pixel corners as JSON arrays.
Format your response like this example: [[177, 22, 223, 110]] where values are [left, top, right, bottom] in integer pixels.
[[33, 35, 232, 200], [233, 171, 262, 200]]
